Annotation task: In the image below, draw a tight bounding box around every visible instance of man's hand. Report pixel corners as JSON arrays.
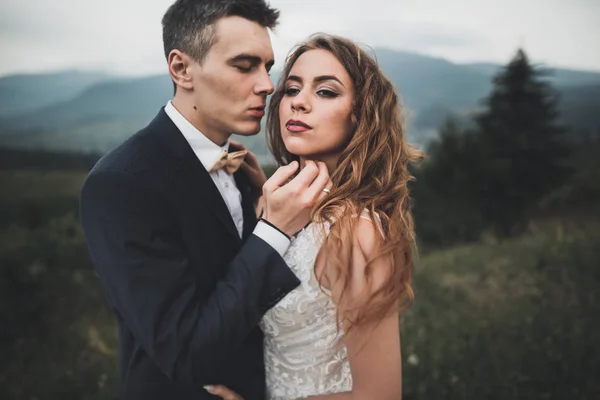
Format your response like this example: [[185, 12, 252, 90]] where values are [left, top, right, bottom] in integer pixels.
[[262, 160, 332, 238], [230, 140, 267, 190], [230, 140, 268, 217], [204, 385, 244, 400]]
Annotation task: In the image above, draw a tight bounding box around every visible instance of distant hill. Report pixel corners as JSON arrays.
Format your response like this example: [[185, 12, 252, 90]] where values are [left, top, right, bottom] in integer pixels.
[[375, 49, 493, 109], [0, 49, 599, 159], [0, 75, 172, 134], [464, 62, 600, 87], [0, 71, 112, 117], [558, 84, 600, 135]]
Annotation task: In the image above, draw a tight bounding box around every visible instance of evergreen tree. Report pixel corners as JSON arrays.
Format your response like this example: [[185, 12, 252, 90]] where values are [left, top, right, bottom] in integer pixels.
[[412, 118, 486, 245], [474, 49, 571, 236], [412, 49, 572, 244]]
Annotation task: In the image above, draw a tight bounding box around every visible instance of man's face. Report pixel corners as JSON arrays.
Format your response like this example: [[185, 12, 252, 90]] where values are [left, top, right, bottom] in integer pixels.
[[189, 16, 275, 139]]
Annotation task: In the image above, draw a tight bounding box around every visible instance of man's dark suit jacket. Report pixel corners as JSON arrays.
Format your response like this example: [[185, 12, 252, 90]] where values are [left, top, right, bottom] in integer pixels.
[[80, 108, 300, 399]]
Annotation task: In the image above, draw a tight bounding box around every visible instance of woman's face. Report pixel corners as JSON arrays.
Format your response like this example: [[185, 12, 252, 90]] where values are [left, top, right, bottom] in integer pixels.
[[279, 49, 354, 164]]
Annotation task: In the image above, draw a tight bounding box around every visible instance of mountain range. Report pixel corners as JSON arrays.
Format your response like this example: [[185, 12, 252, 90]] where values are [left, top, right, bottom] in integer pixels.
[[1, 48, 599, 163]]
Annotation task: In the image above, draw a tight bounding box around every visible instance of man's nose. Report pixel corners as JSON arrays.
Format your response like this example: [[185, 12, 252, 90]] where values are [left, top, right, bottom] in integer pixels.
[[255, 69, 274, 96]]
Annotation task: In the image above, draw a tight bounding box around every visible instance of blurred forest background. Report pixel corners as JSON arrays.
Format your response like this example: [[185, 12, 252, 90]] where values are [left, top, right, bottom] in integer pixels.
[[0, 46, 599, 399]]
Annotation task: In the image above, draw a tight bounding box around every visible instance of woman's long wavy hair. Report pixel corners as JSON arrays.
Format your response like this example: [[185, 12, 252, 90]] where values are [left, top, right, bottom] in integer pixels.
[[267, 34, 423, 336]]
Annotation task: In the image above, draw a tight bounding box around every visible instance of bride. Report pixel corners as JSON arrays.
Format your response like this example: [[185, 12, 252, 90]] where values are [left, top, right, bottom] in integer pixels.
[[206, 33, 422, 400]]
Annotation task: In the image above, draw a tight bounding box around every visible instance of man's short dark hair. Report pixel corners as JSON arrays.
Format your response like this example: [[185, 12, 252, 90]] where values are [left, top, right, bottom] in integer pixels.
[[162, 0, 279, 64]]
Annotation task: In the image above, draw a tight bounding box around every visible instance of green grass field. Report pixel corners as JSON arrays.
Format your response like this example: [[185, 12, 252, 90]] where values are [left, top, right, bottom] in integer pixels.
[[1, 167, 598, 398], [401, 221, 600, 399], [0, 170, 87, 201], [0, 170, 88, 229]]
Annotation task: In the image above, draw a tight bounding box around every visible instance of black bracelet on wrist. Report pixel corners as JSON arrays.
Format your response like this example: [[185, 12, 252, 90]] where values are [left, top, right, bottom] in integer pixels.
[[259, 217, 291, 240]]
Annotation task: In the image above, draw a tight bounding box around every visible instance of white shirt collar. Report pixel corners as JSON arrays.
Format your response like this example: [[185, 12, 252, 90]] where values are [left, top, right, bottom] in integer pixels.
[[164, 100, 229, 171]]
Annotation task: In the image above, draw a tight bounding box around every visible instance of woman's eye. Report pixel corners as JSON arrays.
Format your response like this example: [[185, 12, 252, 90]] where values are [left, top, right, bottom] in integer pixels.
[[317, 89, 338, 98], [284, 87, 300, 96]]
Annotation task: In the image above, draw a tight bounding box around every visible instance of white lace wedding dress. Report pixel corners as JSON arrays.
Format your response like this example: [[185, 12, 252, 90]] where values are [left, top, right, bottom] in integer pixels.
[[260, 222, 352, 400]]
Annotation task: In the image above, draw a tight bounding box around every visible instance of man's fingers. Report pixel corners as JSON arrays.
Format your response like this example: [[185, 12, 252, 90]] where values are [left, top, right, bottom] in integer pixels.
[[263, 161, 299, 192], [228, 140, 246, 152], [204, 384, 243, 400], [239, 161, 259, 176]]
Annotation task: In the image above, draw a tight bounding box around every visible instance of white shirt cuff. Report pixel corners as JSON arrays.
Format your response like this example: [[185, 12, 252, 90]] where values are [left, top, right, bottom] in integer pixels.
[[253, 220, 290, 258]]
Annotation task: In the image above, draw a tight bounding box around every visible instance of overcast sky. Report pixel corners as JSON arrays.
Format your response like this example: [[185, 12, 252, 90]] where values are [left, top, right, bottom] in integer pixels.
[[1, 0, 598, 77]]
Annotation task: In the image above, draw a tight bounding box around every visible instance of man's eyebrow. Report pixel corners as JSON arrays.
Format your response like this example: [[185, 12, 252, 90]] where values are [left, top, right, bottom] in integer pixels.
[[228, 54, 261, 63], [287, 74, 345, 88], [228, 53, 275, 69]]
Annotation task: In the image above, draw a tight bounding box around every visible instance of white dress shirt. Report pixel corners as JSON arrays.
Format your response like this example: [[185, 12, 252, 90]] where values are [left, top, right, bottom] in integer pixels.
[[164, 101, 290, 256]]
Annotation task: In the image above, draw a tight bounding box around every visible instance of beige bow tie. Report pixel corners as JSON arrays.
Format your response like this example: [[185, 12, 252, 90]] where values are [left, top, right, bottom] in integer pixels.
[[209, 149, 248, 174]]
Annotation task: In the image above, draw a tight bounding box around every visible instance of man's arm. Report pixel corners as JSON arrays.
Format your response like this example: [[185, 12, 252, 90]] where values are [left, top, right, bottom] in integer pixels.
[[80, 170, 299, 385]]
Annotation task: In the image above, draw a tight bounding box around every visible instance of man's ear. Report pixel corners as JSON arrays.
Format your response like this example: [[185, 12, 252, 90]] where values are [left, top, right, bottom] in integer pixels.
[[168, 49, 194, 91]]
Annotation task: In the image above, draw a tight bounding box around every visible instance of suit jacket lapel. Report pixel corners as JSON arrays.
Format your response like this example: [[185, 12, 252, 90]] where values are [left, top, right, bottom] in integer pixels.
[[152, 108, 241, 243], [234, 170, 258, 241]]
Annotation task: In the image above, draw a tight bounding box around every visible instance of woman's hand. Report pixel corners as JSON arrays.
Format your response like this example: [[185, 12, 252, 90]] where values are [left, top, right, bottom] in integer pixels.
[[203, 385, 244, 400]]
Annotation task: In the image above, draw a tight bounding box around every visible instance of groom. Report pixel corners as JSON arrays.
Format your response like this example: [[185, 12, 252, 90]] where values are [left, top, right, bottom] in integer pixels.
[[80, 1, 331, 399]]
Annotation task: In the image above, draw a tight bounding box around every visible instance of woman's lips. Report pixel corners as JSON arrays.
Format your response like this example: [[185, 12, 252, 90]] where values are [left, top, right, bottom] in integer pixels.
[[286, 119, 311, 132]]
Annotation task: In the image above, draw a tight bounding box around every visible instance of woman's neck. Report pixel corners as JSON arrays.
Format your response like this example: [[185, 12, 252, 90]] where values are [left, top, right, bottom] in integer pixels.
[[299, 155, 338, 176]]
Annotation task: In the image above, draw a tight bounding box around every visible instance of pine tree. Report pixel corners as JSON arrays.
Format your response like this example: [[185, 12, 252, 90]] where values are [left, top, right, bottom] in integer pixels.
[[412, 118, 486, 245], [474, 49, 571, 236]]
